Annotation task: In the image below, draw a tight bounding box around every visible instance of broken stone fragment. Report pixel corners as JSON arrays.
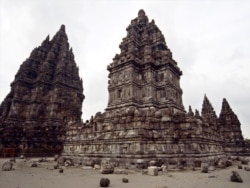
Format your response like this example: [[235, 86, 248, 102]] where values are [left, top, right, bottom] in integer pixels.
[[2, 161, 13, 171], [122, 178, 129, 183], [94, 164, 101, 170], [59, 168, 64, 173], [99, 177, 110, 187], [54, 154, 59, 161], [57, 156, 66, 166], [244, 167, 250, 171], [31, 162, 38, 167], [54, 164, 59, 169], [64, 159, 74, 166], [240, 158, 249, 165], [230, 171, 243, 183], [147, 166, 158, 176], [82, 166, 93, 170], [100, 164, 114, 174], [201, 163, 208, 173]]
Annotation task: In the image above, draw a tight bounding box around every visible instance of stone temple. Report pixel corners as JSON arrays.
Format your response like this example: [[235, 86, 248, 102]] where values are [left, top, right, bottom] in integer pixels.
[[0, 10, 249, 161], [0, 25, 84, 156], [63, 10, 249, 163]]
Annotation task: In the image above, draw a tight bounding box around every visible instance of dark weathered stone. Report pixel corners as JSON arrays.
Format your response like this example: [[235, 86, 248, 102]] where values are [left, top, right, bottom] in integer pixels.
[[99, 177, 110, 187], [244, 167, 250, 171], [57, 156, 67, 166], [2, 161, 13, 171], [122, 178, 129, 183], [31, 162, 38, 167], [59, 168, 64, 173], [230, 171, 243, 183], [64, 159, 74, 166], [201, 163, 209, 173], [240, 158, 249, 165], [100, 164, 114, 174], [54, 164, 59, 169]]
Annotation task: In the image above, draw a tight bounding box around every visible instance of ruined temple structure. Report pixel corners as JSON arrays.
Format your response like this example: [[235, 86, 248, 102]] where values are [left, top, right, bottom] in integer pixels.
[[63, 10, 248, 164], [0, 10, 248, 161], [0, 25, 84, 156]]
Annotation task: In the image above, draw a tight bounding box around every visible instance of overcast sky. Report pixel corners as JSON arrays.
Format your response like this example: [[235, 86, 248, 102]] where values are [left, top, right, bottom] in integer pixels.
[[0, 0, 250, 138]]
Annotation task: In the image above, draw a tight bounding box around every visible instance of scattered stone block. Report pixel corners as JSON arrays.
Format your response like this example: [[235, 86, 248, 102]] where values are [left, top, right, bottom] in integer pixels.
[[230, 171, 243, 183], [238, 165, 243, 169], [54, 154, 59, 161], [208, 175, 217, 178], [31, 162, 38, 167], [2, 162, 13, 171], [208, 165, 216, 171], [148, 166, 158, 176], [201, 163, 208, 173], [100, 164, 114, 174], [94, 164, 101, 170], [244, 167, 250, 171], [217, 159, 226, 169], [100, 177, 110, 187], [59, 168, 64, 173], [38, 158, 47, 162], [114, 169, 128, 174], [149, 160, 156, 166], [54, 164, 59, 169], [241, 158, 249, 165], [82, 166, 93, 170], [225, 159, 232, 167], [122, 178, 129, 183], [57, 156, 66, 166], [64, 159, 74, 166]]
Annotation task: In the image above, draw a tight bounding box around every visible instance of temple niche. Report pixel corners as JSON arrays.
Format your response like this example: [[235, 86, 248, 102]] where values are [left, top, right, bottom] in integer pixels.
[[63, 10, 249, 163], [0, 25, 84, 156]]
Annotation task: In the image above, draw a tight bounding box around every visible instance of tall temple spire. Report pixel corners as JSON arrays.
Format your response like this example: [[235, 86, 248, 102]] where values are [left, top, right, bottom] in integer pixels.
[[218, 98, 243, 143], [107, 10, 184, 112], [0, 25, 84, 155], [51, 24, 68, 43], [201, 94, 217, 125]]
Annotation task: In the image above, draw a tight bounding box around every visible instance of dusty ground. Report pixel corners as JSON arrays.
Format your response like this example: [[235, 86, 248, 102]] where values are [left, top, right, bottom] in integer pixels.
[[0, 158, 250, 188]]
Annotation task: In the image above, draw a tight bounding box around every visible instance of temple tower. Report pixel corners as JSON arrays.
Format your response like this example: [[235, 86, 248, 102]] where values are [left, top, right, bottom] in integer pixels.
[[106, 10, 184, 113], [62, 10, 249, 162], [0, 25, 84, 156], [218, 98, 245, 154]]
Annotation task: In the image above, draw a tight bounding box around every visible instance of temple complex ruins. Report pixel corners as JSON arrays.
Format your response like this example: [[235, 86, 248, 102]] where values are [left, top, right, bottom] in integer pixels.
[[63, 10, 248, 163], [0, 10, 249, 161]]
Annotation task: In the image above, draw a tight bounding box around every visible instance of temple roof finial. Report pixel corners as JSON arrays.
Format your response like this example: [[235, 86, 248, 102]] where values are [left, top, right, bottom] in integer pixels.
[[138, 9, 146, 17], [60, 24, 66, 32]]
